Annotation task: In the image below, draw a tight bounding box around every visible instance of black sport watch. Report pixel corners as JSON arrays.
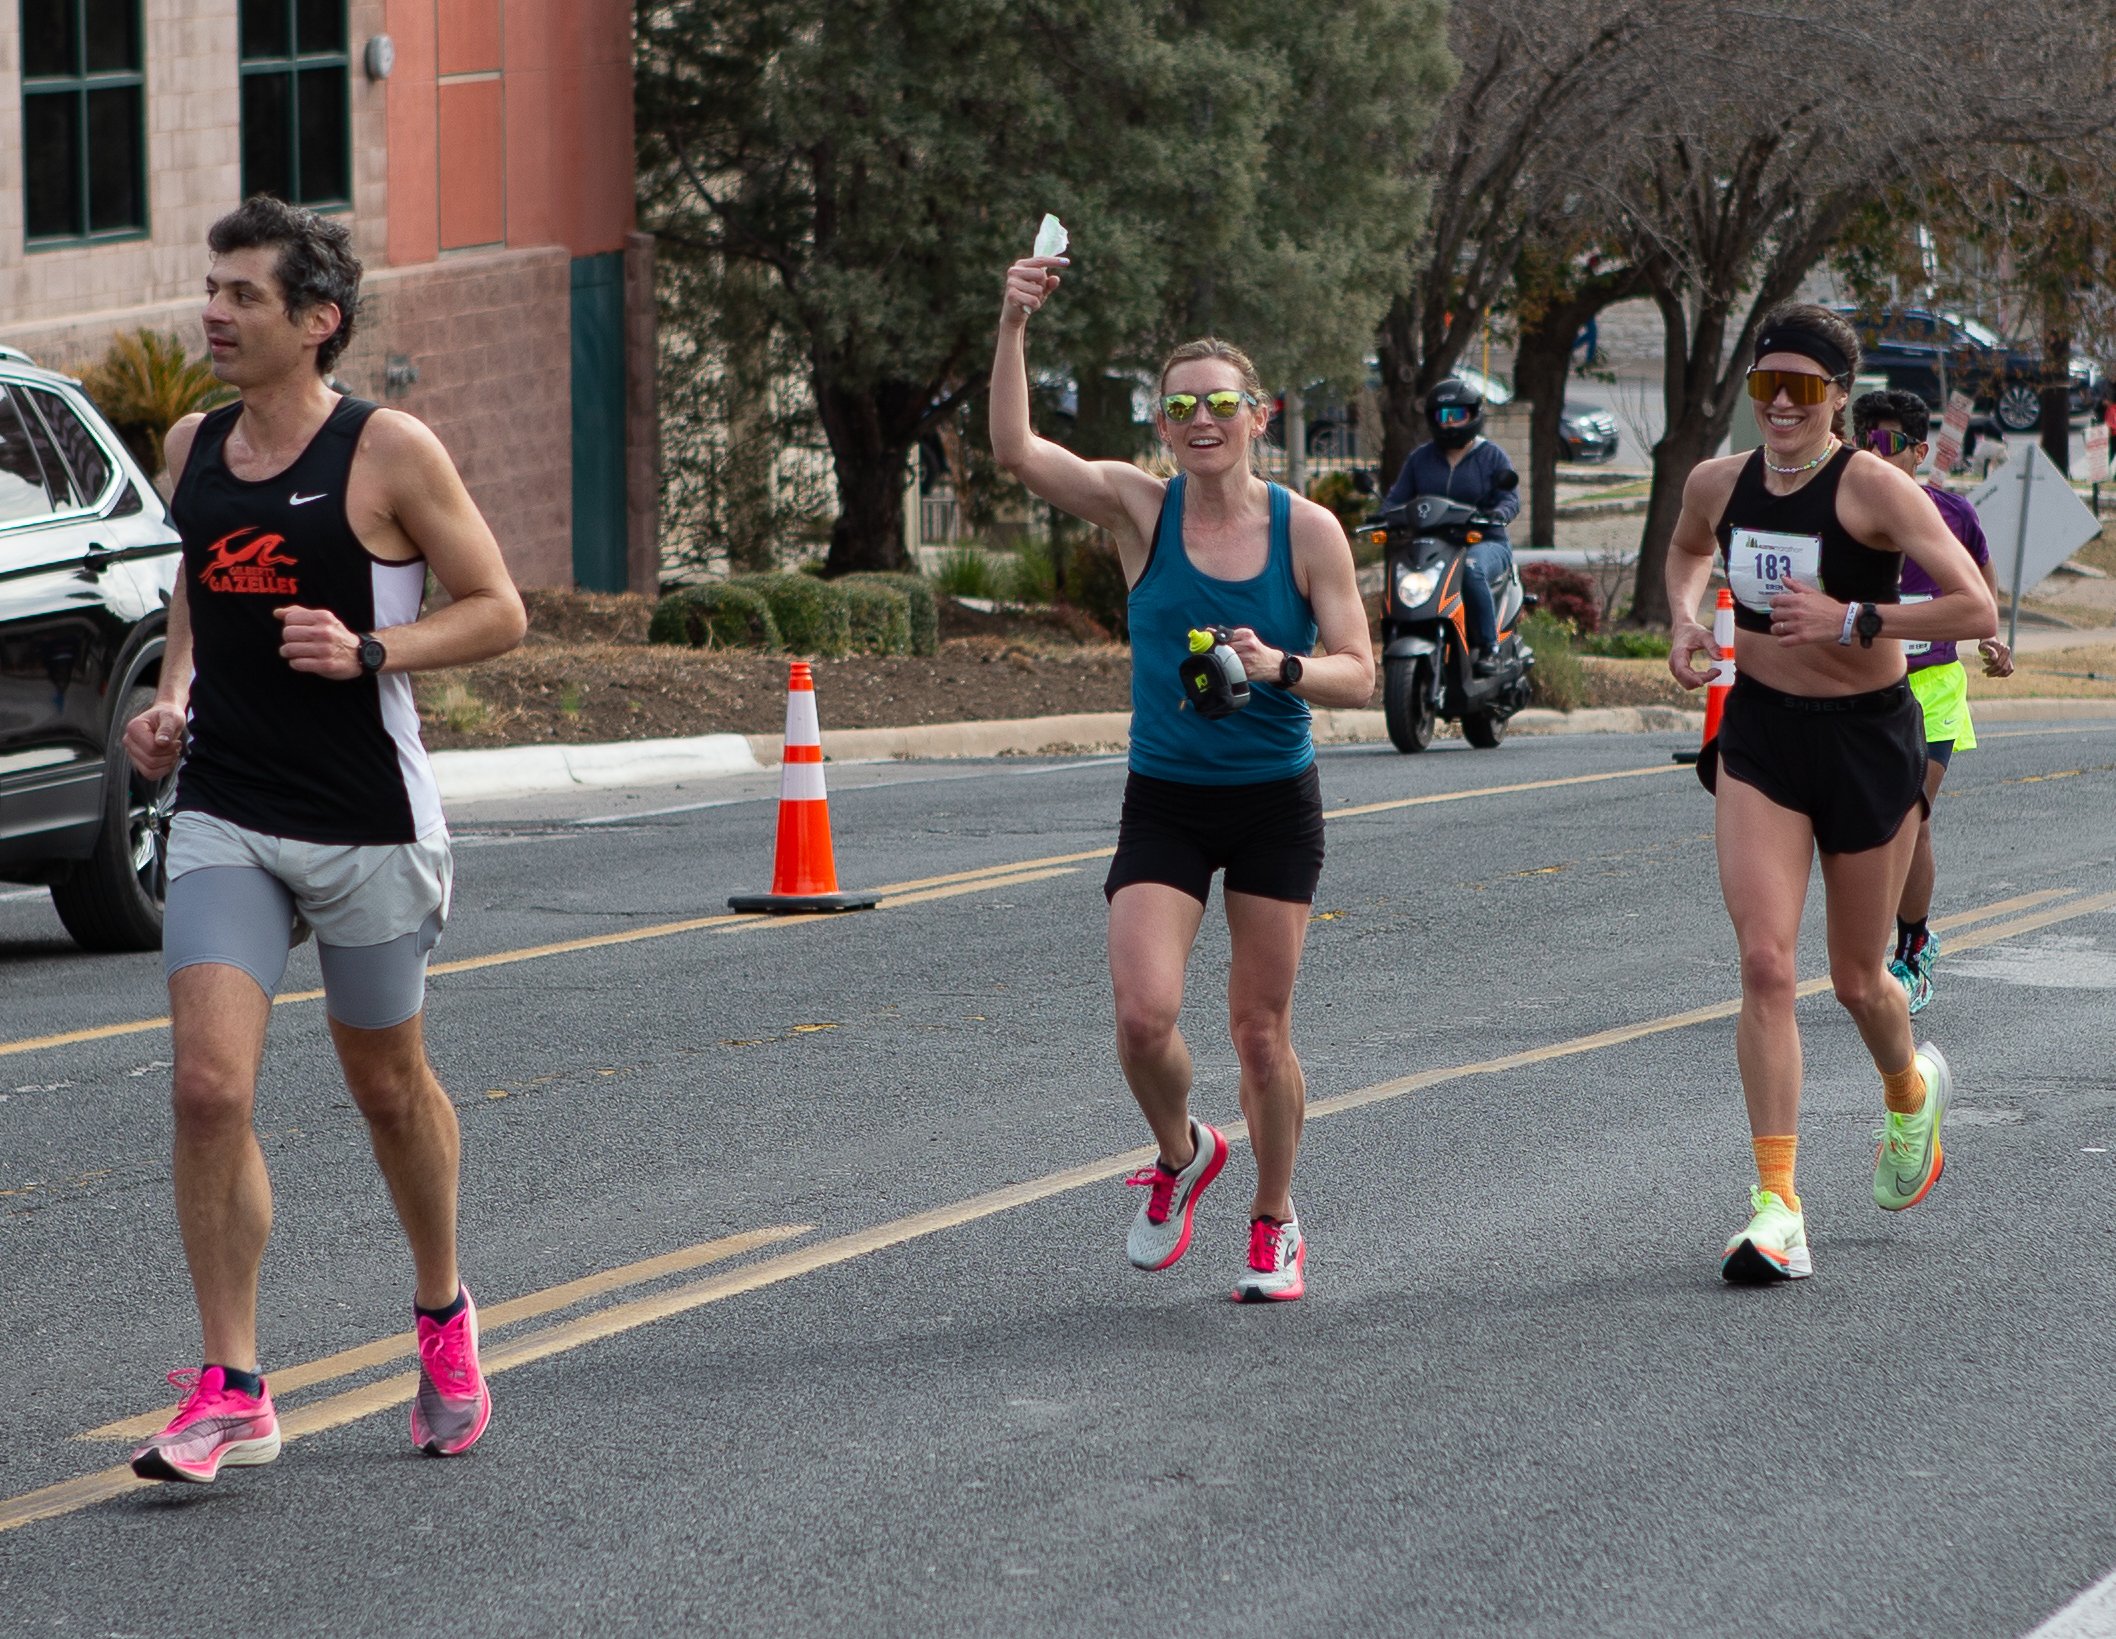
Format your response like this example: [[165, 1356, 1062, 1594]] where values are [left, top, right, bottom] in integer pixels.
[[1277, 651, 1304, 688], [1855, 603, 1885, 649], [356, 634, 387, 675]]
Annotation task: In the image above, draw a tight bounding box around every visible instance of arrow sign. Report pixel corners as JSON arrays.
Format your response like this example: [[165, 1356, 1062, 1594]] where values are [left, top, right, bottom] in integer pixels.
[[1968, 439, 2102, 647]]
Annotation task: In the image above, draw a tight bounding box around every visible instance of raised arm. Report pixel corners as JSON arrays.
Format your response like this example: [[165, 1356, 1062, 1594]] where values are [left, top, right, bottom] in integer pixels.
[[990, 257, 1163, 576]]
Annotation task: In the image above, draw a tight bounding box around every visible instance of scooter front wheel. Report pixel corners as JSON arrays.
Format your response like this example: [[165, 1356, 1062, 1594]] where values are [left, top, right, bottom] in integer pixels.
[[1384, 655, 1437, 753]]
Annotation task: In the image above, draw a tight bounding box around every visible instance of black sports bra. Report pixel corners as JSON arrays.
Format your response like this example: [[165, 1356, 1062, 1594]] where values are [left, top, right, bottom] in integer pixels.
[[1713, 447, 1900, 633]]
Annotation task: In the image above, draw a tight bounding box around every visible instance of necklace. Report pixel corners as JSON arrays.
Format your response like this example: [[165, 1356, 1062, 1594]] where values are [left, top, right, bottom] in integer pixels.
[[1764, 438, 1837, 476]]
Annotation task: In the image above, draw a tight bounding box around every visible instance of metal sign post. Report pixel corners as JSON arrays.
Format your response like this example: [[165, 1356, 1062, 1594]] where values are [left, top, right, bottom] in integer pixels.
[[2008, 444, 2033, 653]]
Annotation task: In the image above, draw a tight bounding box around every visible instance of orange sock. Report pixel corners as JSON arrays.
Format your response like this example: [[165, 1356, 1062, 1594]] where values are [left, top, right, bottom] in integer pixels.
[[1882, 1060, 1927, 1116], [1751, 1135, 1799, 1211]]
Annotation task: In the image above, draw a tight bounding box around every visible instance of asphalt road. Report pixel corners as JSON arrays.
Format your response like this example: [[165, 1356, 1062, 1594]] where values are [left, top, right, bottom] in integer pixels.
[[4, 722, 2116, 1638]]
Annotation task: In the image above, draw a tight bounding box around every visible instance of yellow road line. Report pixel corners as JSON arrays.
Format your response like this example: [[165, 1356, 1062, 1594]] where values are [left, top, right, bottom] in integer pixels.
[[79, 1224, 811, 1443], [9, 880, 2113, 1537], [0, 761, 1692, 1061]]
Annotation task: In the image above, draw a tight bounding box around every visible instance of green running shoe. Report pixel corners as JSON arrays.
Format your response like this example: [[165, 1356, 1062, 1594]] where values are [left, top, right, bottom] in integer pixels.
[[1873, 1041, 1951, 1211], [1721, 1186, 1812, 1283], [1910, 932, 1941, 1013]]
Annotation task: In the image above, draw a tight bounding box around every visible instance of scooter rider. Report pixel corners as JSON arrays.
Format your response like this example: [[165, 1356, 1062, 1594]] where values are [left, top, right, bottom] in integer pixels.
[[1383, 376, 1519, 676]]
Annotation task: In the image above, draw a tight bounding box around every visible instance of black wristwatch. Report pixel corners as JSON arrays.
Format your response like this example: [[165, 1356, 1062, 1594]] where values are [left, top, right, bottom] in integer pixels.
[[1277, 651, 1304, 688], [1855, 603, 1885, 649], [356, 634, 387, 675]]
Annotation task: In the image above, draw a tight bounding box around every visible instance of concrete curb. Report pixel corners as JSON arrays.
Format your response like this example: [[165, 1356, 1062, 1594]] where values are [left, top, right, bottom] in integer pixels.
[[1966, 697, 2116, 722], [430, 733, 761, 801]]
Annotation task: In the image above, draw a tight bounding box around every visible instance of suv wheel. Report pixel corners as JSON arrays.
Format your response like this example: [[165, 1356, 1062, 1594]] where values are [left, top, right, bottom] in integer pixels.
[[48, 685, 174, 952], [1994, 382, 2042, 432]]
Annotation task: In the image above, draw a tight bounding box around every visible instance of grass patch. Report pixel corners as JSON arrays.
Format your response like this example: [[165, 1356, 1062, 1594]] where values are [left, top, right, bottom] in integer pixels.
[[433, 680, 490, 734], [935, 547, 1000, 599], [1521, 608, 1586, 711], [558, 682, 585, 716], [1575, 628, 1671, 659]]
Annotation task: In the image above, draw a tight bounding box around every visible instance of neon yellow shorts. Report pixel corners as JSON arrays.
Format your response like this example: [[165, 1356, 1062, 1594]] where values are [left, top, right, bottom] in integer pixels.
[[1909, 660, 1975, 752]]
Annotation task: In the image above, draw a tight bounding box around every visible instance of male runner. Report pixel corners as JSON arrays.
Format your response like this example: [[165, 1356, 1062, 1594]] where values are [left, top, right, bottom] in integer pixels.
[[1850, 389, 2014, 1012], [122, 196, 526, 1481]]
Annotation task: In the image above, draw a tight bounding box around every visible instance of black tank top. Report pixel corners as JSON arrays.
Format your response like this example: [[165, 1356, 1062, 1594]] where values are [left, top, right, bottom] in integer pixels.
[[1713, 446, 1901, 634], [170, 397, 442, 845]]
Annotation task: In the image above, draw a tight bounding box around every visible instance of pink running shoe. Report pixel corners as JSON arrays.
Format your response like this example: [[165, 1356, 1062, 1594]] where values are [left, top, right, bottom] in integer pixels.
[[129, 1367, 281, 1483], [1232, 1215, 1306, 1303], [1125, 1120, 1228, 1271], [411, 1288, 492, 1457]]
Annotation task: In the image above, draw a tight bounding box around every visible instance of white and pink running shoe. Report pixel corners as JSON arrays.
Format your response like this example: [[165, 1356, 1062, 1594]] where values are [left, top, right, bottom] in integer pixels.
[[1232, 1214, 1305, 1303], [129, 1366, 281, 1483], [1125, 1119, 1228, 1271], [411, 1288, 492, 1457]]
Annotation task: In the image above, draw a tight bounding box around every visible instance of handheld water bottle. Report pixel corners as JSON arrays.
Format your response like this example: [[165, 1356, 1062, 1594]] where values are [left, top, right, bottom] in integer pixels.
[[1178, 627, 1250, 719]]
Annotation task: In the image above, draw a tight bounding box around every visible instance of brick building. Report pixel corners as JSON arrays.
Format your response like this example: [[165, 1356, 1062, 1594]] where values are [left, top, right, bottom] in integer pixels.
[[1, 0, 655, 591]]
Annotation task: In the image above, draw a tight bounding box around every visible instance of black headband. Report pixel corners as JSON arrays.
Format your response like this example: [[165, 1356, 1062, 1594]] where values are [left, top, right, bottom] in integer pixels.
[[1754, 324, 1850, 380]]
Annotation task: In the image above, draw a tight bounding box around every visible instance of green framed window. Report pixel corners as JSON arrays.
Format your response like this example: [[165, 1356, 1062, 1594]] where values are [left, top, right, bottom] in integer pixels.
[[238, 0, 350, 206], [20, 0, 148, 245]]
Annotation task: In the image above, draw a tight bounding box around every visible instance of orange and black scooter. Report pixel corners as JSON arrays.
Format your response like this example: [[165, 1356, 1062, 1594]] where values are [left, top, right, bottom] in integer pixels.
[[1362, 485, 1537, 753]]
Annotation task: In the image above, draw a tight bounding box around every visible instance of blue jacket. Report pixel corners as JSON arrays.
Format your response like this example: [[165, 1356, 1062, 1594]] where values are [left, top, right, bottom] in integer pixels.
[[1384, 438, 1520, 532]]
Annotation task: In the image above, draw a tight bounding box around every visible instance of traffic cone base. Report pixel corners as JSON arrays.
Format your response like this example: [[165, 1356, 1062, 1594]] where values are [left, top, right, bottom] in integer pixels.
[[730, 661, 878, 915]]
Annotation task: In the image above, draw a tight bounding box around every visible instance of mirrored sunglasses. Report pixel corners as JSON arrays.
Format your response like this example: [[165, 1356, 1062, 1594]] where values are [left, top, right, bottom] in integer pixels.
[[1162, 390, 1258, 422], [1746, 367, 1836, 406], [1866, 428, 1917, 457], [1432, 405, 1474, 426]]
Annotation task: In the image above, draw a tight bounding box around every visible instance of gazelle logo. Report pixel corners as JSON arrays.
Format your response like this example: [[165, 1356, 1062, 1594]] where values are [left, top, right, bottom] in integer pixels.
[[197, 526, 299, 596]]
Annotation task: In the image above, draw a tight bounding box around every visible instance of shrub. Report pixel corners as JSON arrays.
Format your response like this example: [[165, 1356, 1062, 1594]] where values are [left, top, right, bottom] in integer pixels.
[[1306, 470, 1370, 533], [1520, 608, 1586, 711], [842, 571, 939, 655], [1518, 561, 1601, 633], [1070, 533, 1131, 640], [1576, 627, 1671, 659], [934, 547, 999, 599], [839, 579, 912, 655], [732, 571, 851, 657], [648, 583, 782, 651], [76, 329, 233, 475], [1006, 538, 1060, 604]]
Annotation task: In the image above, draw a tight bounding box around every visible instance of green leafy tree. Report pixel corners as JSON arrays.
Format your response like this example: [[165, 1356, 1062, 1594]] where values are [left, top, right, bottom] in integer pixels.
[[638, 0, 1451, 574], [76, 330, 233, 476]]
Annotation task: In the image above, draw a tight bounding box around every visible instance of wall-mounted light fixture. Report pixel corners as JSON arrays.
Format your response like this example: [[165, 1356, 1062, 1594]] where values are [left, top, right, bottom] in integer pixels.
[[364, 35, 396, 80]]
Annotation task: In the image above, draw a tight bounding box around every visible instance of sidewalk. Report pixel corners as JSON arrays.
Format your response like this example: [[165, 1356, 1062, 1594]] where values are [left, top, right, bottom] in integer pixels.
[[429, 695, 2116, 803]]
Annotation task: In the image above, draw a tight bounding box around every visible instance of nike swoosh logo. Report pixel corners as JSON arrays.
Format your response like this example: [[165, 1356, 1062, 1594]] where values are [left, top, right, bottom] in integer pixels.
[[289, 492, 328, 506]]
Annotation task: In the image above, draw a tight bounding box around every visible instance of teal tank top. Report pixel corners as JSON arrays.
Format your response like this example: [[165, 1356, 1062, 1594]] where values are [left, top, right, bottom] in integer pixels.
[[1126, 476, 1318, 785]]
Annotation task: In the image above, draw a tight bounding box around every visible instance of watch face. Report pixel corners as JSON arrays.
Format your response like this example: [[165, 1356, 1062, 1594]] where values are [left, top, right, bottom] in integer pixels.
[[358, 638, 386, 673]]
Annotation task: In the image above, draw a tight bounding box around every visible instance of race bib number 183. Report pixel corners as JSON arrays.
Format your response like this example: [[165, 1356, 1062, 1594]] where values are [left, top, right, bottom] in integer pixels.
[[1726, 527, 1822, 614]]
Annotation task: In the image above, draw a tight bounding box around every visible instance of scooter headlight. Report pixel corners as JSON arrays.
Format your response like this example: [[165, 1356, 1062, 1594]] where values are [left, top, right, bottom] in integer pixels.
[[1394, 563, 1440, 606]]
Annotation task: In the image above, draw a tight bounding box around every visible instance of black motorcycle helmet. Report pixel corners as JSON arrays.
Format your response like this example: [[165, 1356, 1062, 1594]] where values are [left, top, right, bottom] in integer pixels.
[[1424, 377, 1484, 451]]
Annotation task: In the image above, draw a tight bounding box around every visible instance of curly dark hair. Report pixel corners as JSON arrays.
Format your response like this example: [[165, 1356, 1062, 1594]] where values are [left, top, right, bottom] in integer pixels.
[[206, 195, 363, 373], [1852, 387, 1930, 446]]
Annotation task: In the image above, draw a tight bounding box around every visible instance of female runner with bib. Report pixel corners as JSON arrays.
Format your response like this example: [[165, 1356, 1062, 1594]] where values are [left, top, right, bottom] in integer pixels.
[[990, 250, 1374, 1302], [1664, 305, 1996, 1284]]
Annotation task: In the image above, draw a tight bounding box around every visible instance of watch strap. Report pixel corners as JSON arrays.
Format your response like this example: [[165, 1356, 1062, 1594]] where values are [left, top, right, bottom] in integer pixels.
[[1837, 603, 1860, 646]]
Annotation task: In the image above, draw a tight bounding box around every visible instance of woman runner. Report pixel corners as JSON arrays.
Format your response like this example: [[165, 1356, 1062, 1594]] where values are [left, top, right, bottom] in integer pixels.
[[1665, 304, 1997, 1283], [1848, 388, 2015, 1014], [989, 249, 1374, 1301]]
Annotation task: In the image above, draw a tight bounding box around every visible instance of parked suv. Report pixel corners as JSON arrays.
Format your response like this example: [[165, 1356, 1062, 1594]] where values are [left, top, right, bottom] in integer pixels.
[[1835, 305, 2101, 431], [0, 350, 183, 950]]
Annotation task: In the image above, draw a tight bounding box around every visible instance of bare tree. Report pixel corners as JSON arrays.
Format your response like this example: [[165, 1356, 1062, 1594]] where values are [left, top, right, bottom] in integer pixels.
[[1602, 1, 2116, 623], [1374, 1, 1661, 484]]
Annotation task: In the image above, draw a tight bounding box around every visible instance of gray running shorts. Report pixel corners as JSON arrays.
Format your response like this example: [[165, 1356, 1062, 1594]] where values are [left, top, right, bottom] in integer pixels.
[[163, 812, 451, 1030]]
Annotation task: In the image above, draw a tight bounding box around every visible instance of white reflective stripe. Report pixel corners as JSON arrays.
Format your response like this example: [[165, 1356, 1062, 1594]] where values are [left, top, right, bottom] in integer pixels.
[[779, 762, 829, 802], [783, 688, 822, 747]]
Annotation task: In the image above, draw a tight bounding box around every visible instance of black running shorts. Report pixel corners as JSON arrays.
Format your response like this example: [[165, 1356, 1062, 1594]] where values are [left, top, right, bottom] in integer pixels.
[[1698, 675, 1928, 855], [1104, 765, 1325, 906]]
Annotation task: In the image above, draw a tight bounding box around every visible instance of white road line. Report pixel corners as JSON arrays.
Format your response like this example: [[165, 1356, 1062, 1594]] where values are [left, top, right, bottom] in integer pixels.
[[0, 888, 46, 904], [2022, 1568, 2116, 1638]]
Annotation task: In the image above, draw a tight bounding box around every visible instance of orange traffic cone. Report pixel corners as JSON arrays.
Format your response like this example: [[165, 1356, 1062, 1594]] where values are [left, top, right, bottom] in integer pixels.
[[1674, 588, 1736, 766], [728, 662, 879, 914]]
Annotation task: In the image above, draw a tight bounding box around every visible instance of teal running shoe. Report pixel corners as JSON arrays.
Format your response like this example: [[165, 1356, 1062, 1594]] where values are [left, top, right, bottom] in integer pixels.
[[1721, 1187, 1812, 1283], [1874, 1041, 1951, 1211]]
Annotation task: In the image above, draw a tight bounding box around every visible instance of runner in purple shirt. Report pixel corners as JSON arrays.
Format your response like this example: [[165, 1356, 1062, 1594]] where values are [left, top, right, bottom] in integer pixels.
[[1851, 391, 2015, 1013]]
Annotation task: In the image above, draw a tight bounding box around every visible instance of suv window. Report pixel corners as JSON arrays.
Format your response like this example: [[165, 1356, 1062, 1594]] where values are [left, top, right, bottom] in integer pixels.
[[19, 386, 114, 508], [0, 389, 60, 523]]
